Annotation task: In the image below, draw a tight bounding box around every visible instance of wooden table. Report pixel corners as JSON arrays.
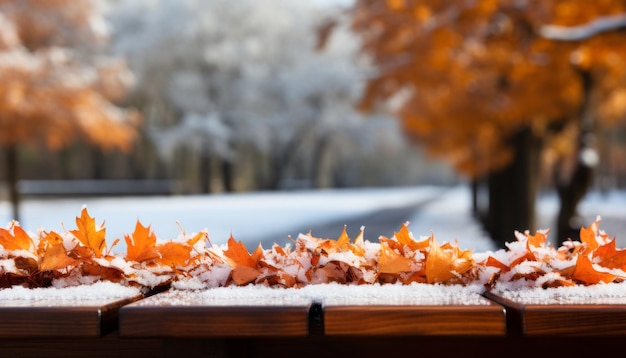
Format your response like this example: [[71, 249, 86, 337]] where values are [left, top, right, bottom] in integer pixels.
[[484, 285, 626, 336], [318, 285, 505, 336], [119, 289, 313, 338], [3, 284, 626, 357]]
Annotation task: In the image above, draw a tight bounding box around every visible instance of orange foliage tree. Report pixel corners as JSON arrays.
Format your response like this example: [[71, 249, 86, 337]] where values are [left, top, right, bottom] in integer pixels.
[[346, 0, 626, 246], [0, 0, 139, 220]]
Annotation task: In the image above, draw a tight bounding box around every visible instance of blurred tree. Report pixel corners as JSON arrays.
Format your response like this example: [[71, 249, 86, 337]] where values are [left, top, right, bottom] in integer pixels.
[[347, 0, 626, 245], [108, 0, 417, 193], [0, 0, 138, 220]]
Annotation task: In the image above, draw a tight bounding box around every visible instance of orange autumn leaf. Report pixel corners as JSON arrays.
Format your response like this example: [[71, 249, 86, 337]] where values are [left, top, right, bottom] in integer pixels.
[[594, 239, 626, 271], [223, 235, 257, 268], [527, 231, 548, 249], [394, 222, 430, 251], [0, 224, 35, 252], [125, 220, 159, 263], [156, 241, 191, 267], [571, 254, 616, 285], [231, 266, 261, 285], [579, 221, 600, 254], [336, 225, 350, 247], [425, 237, 473, 284], [485, 256, 510, 272], [378, 241, 413, 274], [39, 243, 77, 272], [70, 208, 106, 258]]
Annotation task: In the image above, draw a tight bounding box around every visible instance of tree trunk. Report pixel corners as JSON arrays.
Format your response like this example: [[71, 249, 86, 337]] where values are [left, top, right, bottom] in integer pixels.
[[199, 154, 212, 194], [485, 127, 541, 247], [556, 69, 596, 242], [221, 159, 234, 193], [4, 144, 20, 221]]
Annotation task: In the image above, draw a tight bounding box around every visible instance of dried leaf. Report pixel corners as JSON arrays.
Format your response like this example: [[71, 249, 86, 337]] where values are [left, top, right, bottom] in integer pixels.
[[231, 266, 261, 285], [124, 220, 159, 263], [156, 241, 191, 267], [70, 208, 106, 257], [594, 239, 626, 270], [378, 241, 413, 274], [223, 236, 257, 268], [39, 243, 77, 272], [571, 254, 615, 285], [0, 224, 34, 252], [425, 237, 473, 284]]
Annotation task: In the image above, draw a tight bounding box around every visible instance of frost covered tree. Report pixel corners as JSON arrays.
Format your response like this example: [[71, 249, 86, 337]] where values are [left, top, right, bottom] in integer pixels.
[[107, 0, 418, 192], [0, 0, 138, 220]]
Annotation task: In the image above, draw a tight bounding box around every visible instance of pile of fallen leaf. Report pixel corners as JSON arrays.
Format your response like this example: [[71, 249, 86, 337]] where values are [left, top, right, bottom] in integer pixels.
[[0, 208, 623, 291]]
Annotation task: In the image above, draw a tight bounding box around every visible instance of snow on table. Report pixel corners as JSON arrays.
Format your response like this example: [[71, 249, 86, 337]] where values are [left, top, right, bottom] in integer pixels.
[[119, 283, 505, 337]]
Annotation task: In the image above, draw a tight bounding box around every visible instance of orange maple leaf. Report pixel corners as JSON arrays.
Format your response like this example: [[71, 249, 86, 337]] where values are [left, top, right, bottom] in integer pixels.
[[378, 241, 414, 274], [39, 243, 77, 272], [526, 230, 548, 249], [0, 224, 35, 252], [70, 208, 106, 258], [484, 256, 510, 272], [571, 254, 616, 285], [155, 241, 191, 267], [425, 237, 473, 284], [223, 235, 257, 268], [579, 222, 600, 254], [394, 222, 429, 251], [231, 266, 261, 285], [124, 220, 159, 263], [594, 239, 626, 271]]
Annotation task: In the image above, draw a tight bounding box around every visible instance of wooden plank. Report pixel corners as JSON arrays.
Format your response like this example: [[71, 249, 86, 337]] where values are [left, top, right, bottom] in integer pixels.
[[0, 297, 139, 338], [324, 304, 504, 336], [304, 284, 506, 336], [324, 296, 505, 336], [485, 288, 626, 336], [119, 289, 312, 338]]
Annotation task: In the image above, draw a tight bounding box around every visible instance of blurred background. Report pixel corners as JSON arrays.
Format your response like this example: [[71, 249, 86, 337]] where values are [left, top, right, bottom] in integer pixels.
[[0, 0, 625, 248]]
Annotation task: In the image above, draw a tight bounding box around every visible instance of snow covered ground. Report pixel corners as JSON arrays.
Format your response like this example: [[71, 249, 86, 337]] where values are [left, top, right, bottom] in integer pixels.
[[0, 185, 624, 254]]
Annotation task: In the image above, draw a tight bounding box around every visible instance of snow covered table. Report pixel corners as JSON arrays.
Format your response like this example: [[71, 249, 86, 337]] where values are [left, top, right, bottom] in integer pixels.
[[319, 284, 504, 336], [119, 283, 505, 338], [0, 282, 142, 338], [484, 284, 626, 336], [119, 286, 313, 338]]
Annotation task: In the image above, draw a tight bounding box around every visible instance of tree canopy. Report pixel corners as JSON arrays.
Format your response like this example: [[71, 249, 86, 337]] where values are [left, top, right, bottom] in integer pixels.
[[350, 0, 626, 177], [0, 0, 138, 152]]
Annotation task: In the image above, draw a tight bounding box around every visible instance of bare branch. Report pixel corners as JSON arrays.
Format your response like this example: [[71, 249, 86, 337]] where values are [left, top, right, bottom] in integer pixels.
[[540, 13, 626, 41]]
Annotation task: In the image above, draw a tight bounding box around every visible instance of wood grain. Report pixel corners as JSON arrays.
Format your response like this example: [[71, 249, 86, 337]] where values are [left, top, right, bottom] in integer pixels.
[[0, 297, 140, 338], [484, 291, 626, 336], [119, 305, 310, 338], [323, 303, 506, 336]]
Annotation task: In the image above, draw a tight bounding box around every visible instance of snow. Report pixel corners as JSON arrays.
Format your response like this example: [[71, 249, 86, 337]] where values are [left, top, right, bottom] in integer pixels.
[[497, 282, 626, 304], [0, 186, 444, 254], [132, 282, 489, 307], [0, 281, 141, 305], [1, 185, 624, 255]]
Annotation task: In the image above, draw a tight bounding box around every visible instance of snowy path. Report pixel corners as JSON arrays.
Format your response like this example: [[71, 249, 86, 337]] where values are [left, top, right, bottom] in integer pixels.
[[1, 185, 624, 254]]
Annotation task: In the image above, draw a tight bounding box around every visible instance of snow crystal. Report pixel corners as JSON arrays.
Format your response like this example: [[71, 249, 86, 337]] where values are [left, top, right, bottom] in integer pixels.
[[0, 281, 141, 306], [497, 282, 626, 305], [138, 282, 490, 307]]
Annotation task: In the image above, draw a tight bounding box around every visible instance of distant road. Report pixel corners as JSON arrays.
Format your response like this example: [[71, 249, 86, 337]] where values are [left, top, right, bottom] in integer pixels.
[[258, 195, 441, 248]]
